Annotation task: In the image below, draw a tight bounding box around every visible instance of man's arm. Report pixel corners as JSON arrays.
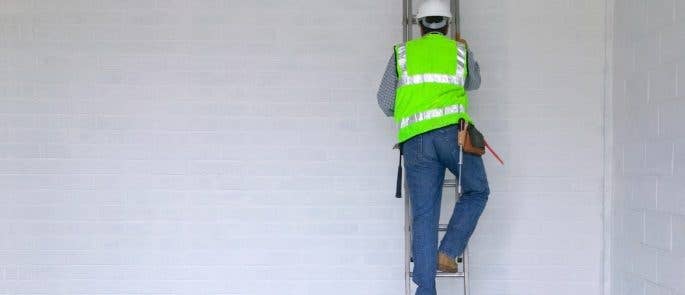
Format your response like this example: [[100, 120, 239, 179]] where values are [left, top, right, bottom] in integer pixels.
[[377, 53, 397, 117], [464, 49, 481, 91]]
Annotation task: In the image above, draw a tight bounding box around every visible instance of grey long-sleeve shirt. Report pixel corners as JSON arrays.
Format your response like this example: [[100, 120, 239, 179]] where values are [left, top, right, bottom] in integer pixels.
[[376, 49, 481, 117]]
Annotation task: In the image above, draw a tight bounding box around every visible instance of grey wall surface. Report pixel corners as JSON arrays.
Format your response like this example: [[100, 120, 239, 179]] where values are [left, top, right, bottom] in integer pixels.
[[0, 0, 606, 294], [460, 0, 606, 294], [609, 0, 685, 294]]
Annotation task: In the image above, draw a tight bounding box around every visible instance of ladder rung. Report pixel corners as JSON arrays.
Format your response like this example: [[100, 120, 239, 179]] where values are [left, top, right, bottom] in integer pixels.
[[408, 259, 464, 263], [410, 272, 466, 278], [409, 257, 464, 262], [443, 179, 457, 187], [437, 272, 466, 277], [411, 224, 449, 231]]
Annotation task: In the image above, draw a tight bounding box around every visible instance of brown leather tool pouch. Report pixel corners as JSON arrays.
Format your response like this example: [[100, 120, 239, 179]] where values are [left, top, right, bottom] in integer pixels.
[[458, 124, 486, 156]]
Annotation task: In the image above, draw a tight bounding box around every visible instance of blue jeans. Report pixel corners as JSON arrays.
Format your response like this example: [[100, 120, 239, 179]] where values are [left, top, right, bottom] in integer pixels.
[[403, 125, 490, 295]]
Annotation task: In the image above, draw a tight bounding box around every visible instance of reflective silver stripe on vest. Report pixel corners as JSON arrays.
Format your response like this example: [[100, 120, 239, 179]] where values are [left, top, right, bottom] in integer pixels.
[[456, 45, 466, 81], [396, 43, 467, 87], [400, 73, 464, 86], [400, 104, 466, 128], [396, 45, 407, 74]]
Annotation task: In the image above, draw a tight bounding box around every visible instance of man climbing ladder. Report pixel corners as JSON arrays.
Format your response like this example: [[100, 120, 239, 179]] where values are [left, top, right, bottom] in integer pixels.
[[376, 1, 490, 294]]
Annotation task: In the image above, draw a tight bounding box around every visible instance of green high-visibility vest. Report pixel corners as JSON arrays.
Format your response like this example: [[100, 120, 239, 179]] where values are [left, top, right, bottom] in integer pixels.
[[394, 33, 472, 143]]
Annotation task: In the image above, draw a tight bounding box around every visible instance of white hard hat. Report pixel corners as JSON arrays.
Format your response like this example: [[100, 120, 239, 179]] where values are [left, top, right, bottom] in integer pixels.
[[416, 0, 452, 20]]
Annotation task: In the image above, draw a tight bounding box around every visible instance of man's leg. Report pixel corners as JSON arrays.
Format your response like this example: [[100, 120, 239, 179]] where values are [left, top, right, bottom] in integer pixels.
[[402, 133, 445, 295], [435, 127, 490, 260]]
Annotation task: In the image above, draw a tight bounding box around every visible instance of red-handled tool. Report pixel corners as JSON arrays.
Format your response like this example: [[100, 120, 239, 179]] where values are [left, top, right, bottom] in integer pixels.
[[484, 140, 504, 166]]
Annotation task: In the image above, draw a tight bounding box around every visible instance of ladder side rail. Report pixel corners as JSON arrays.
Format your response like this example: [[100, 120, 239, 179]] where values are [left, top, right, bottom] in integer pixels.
[[404, 188, 412, 295], [463, 247, 470, 295], [451, 0, 461, 38], [403, 0, 412, 42]]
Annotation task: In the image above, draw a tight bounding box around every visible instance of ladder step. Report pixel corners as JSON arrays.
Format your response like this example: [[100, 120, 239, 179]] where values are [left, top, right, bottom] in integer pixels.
[[409, 257, 464, 263], [411, 224, 449, 231], [410, 272, 466, 278], [437, 272, 466, 277], [409, 258, 464, 263], [443, 179, 457, 187]]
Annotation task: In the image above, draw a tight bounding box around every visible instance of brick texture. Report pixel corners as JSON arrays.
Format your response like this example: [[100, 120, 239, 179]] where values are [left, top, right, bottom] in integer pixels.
[[610, 0, 685, 294]]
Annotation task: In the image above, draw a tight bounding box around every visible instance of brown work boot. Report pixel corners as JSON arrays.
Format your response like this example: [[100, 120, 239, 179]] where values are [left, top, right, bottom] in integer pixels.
[[437, 252, 458, 273]]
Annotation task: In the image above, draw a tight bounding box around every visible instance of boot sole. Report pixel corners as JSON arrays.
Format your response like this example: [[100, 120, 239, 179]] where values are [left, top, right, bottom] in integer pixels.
[[437, 263, 458, 273]]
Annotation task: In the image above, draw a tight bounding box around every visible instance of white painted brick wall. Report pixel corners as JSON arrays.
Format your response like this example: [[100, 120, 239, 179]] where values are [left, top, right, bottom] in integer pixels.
[[610, 0, 685, 294], [0, 0, 605, 294], [461, 0, 605, 294]]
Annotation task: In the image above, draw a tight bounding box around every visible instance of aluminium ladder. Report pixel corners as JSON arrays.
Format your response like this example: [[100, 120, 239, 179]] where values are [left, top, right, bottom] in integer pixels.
[[401, 0, 469, 294]]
